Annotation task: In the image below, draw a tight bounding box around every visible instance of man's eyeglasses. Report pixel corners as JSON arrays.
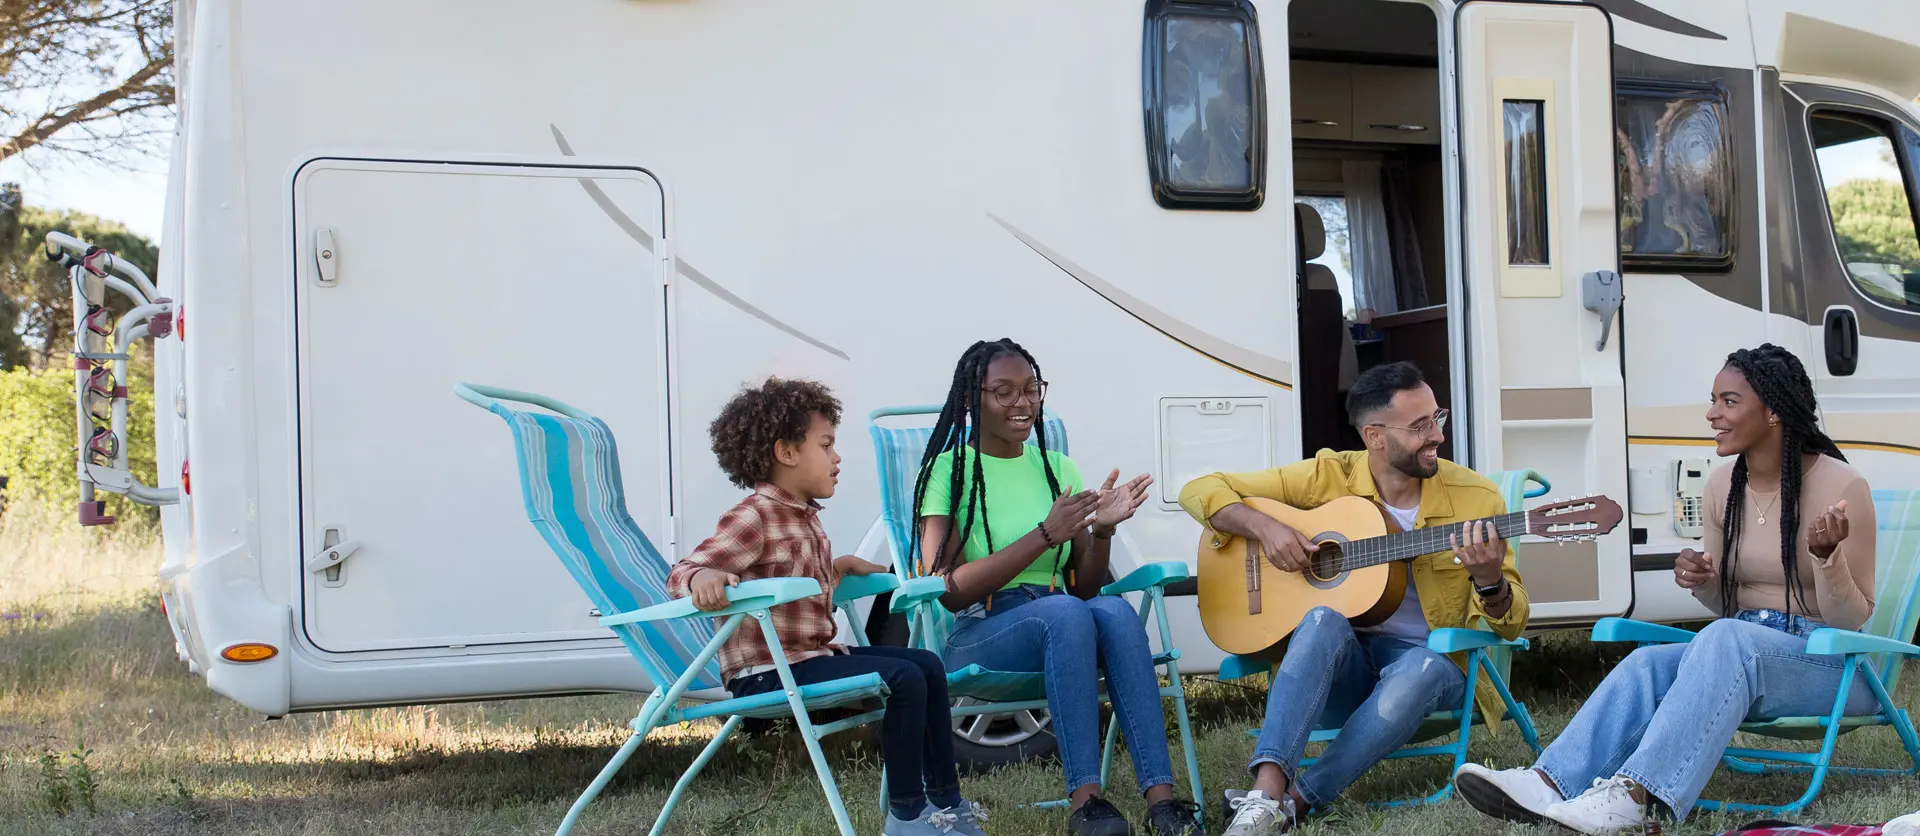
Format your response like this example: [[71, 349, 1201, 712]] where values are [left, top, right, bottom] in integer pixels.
[[1370, 408, 1449, 436], [981, 381, 1047, 407]]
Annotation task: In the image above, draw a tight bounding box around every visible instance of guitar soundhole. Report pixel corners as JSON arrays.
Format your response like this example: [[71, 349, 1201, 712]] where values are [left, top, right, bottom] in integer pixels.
[[1304, 533, 1348, 590]]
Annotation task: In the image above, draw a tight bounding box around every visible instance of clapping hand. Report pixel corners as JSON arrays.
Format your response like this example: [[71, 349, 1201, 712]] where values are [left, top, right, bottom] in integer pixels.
[[1092, 469, 1153, 533]]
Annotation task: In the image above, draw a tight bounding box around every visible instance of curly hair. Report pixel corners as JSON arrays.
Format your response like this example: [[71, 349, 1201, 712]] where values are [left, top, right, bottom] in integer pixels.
[[708, 378, 843, 491]]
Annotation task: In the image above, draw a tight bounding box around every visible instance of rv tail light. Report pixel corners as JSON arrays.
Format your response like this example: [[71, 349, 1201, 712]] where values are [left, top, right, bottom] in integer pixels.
[[175, 304, 184, 341], [181, 458, 190, 495], [220, 643, 278, 663]]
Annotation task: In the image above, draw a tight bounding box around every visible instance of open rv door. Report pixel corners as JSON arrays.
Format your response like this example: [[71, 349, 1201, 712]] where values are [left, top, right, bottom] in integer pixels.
[[1455, 1, 1632, 623]]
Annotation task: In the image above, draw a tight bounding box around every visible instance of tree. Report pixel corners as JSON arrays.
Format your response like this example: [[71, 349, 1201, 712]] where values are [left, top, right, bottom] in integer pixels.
[[0, 0, 174, 164], [1825, 178, 1920, 269], [0, 196, 159, 370]]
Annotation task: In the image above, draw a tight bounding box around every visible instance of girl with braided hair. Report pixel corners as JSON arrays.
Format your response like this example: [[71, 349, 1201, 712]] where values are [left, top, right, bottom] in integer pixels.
[[911, 339, 1198, 836], [1457, 343, 1879, 835]]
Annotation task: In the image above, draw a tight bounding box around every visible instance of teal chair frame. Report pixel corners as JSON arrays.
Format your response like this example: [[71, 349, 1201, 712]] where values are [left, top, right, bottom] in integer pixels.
[[1213, 469, 1551, 809], [868, 405, 1205, 819], [457, 383, 904, 836], [1589, 488, 1920, 818]]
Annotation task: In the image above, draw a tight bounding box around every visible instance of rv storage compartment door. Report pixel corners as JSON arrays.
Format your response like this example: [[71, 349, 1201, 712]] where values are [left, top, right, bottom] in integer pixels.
[[1456, 2, 1632, 623], [293, 159, 669, 653]]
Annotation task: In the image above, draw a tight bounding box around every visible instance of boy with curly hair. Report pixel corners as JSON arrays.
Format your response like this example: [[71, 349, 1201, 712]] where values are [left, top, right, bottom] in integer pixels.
[[665, 378, 989, 836]]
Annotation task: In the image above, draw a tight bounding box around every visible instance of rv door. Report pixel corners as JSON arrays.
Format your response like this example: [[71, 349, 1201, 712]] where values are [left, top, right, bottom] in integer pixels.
[[293, 158, 672, 653], [1455, 1, 1632, 623]]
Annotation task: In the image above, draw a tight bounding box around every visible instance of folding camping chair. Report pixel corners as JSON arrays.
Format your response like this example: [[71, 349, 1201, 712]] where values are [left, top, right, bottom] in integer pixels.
[[1212, 468, 1552, 808], [868, 405, 1206, 819], [1591, 488, 1920, 818], [457, 383, 905, 836]]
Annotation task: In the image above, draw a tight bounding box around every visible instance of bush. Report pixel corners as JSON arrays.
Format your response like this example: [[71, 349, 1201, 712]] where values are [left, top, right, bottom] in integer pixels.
[[0, 356, 157, 523]]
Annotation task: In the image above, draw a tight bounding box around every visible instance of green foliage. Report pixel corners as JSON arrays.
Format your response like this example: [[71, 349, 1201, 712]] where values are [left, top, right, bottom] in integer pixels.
[[0, 356, 156, 522], [0, 197, 161, 371], [1826, 178, 1920, 269]]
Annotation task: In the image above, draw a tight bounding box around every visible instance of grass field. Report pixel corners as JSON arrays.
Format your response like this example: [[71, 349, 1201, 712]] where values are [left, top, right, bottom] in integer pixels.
[[4, 507, 1917, 836]]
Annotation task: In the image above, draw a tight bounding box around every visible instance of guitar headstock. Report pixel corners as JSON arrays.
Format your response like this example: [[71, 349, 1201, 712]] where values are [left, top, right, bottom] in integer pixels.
[[1525, 495, 1624, 542]]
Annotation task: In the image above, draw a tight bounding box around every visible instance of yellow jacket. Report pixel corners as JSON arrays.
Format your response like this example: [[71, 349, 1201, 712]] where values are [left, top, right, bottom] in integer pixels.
[[1179, 449, 1529, 733]]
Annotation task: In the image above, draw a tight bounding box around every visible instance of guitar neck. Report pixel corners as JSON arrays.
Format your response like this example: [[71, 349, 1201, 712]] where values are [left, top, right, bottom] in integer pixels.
[[1337, 511, 1529, 571]]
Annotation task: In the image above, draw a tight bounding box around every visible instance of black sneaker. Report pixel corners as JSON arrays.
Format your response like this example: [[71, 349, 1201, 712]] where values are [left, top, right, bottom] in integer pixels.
[[1068, 796, 1134, 836], [1147, 798, 1204, 836]]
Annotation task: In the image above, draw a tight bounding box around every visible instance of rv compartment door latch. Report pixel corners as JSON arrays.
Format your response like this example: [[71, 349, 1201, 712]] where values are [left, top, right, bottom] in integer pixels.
[[306, 538, 362, 574], [1580, 270, 1622, 352]]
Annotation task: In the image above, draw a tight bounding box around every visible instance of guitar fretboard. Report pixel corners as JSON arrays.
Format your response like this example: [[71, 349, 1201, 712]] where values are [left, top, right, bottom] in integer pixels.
[[1317, 510, 1530, 573]]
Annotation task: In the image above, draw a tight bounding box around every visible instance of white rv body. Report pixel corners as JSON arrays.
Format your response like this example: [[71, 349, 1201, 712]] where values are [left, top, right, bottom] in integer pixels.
[[137, 0, 1920, 746]]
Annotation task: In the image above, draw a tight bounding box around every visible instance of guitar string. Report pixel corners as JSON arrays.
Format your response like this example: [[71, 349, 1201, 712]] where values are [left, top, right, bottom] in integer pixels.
[[1302, 509, 1601, 574]]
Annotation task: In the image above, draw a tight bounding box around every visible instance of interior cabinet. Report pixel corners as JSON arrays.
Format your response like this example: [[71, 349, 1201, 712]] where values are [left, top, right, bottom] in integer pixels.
[[1287, 61, 1439, 146], [1350, 65, 1441, 145], [1289, 61, 1352, 141]]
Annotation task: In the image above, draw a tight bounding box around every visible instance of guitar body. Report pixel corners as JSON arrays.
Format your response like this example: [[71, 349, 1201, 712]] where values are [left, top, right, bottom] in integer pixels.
[[1196, 495, 1410, 659]]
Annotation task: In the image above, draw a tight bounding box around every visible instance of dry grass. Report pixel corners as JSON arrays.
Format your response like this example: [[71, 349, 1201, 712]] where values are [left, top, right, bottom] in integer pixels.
[[2, 507, 1917, 835]]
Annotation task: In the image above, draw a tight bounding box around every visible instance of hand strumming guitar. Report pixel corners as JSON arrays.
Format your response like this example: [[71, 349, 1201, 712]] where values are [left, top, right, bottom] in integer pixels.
[[1253, 518, 1320, 574]]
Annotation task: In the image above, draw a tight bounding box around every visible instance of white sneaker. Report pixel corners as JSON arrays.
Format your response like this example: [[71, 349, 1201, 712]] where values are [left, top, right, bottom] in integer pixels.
[[1222, 789, 1295, 836], [1453, 763, 1562, 824], [1543, 776, 1649, 835]]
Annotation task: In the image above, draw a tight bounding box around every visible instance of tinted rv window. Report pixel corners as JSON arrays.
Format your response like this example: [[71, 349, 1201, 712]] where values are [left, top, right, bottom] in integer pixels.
[[1503, 100, 1549, 266], [1808, 111, 1920, 314], [1615, 82, 1734, 270], [1144, 0, 1266, 210]]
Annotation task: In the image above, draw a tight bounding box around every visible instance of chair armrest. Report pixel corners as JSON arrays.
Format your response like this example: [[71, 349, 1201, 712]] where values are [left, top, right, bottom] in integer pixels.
[[1217, 653, 1272, 682], [1100, 561, 1192, 596], [1591, 617, 1697, 645], [599, 578, 823, 626], [1805, 628, 1920, 658], [889, 575, 949, 613], [832, 572, 901, 606], [1428, 627, 1529, 654]]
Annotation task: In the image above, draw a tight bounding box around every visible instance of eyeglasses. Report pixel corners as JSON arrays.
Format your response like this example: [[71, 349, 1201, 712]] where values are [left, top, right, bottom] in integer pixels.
[[1371, 408, 1449, 436], [981, 381, 1047, 407]]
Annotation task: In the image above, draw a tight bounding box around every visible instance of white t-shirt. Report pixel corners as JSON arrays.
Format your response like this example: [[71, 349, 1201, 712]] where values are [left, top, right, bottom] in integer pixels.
[[1360, 503, 1432, 644]]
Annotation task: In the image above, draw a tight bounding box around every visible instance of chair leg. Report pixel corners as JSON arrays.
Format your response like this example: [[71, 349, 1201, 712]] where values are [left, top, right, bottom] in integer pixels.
[[647, 715, 745, 836], [1099, 710, 1122, 794], [555, 690, 668, 836], [759, 614, 861, 836], [557, 730, 650, 836], [1698, 657, 1862, 818], [1166, 665, 1206, 819]]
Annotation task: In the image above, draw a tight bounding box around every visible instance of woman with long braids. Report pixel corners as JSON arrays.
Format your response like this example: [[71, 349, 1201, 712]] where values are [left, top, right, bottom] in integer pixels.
[[912, 339, 1198, 836], [1455, 343, 1879, 834]]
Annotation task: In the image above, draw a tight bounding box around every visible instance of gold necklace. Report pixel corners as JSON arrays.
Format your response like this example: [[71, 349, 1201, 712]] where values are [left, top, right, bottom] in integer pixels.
[[1749, 487, 1781, 526]]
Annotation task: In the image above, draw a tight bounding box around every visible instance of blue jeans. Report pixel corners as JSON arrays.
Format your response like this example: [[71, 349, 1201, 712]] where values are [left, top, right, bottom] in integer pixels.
[[943, 585, 1177, 796], [1249, 606, 1466, 808], [1534, 616, 1879, 819]]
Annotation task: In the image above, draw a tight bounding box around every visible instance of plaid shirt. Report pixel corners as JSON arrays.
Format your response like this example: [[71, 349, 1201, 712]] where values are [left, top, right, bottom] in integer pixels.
[[665, 484, 842, 685]]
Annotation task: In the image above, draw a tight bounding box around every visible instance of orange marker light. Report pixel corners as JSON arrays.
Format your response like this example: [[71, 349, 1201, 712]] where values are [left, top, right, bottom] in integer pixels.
[[220, 643, 278, 663]]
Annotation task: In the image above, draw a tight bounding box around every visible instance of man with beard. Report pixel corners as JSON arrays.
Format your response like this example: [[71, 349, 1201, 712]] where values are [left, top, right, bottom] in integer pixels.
[[1178, 361, 1529, 835]]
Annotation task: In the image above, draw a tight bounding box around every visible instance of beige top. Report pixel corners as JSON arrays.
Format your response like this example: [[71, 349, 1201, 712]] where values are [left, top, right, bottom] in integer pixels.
[[1695, 455, 1876, 631]]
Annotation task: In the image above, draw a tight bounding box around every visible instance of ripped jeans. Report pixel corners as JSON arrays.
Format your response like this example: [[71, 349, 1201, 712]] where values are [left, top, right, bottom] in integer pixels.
[[1250, 606, 1465, 808]]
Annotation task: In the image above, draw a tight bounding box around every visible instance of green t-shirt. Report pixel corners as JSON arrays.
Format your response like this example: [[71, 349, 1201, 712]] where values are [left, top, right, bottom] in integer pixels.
[[918, 445, 1084, 590]]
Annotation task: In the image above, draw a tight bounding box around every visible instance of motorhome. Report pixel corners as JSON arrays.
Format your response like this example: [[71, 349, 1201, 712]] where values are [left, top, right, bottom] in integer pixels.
[[59, 0, 1920, 771]]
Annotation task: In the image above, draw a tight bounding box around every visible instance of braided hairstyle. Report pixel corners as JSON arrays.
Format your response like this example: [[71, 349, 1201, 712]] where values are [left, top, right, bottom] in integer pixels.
[[1716, 343, 1847, 617], [908, 339, 1065, 580]]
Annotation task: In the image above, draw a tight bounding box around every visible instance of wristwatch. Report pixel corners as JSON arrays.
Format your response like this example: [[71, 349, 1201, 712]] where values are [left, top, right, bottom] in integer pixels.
[[1474, 578, 1507, 598]]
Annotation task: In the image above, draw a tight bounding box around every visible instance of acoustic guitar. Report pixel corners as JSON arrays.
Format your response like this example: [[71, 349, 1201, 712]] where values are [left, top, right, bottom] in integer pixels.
[[1196, 494, 1623, 659]]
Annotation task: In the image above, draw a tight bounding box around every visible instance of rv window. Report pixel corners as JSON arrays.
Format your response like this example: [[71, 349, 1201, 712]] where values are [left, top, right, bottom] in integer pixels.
[[1615, 81, 1734, 271], [1143, 0, 1266, 210], [1503, 100, 1550, 266], [1297, 194, 1357, 317], [1809, 111, 1920, 314]]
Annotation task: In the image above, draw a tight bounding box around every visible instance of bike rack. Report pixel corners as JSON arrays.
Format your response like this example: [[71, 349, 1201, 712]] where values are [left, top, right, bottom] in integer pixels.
[[46, 231, 179, 524]]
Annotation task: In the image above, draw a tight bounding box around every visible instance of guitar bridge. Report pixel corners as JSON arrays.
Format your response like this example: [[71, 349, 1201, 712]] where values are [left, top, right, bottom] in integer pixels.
[[1247, 542, 1263, 615]]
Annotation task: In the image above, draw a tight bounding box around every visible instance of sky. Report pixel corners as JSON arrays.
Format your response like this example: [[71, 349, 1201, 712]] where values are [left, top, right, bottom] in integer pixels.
[[0, 144, 169, 240]]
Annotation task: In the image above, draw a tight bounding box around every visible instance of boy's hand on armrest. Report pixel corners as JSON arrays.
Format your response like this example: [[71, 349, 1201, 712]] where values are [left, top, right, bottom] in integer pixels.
[[689, 568, 740, 612], [834, 556, 889, 577]]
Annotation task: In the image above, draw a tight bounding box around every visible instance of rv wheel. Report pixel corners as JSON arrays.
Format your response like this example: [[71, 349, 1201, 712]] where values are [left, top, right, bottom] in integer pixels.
[[950, 698, 1057, 772]]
